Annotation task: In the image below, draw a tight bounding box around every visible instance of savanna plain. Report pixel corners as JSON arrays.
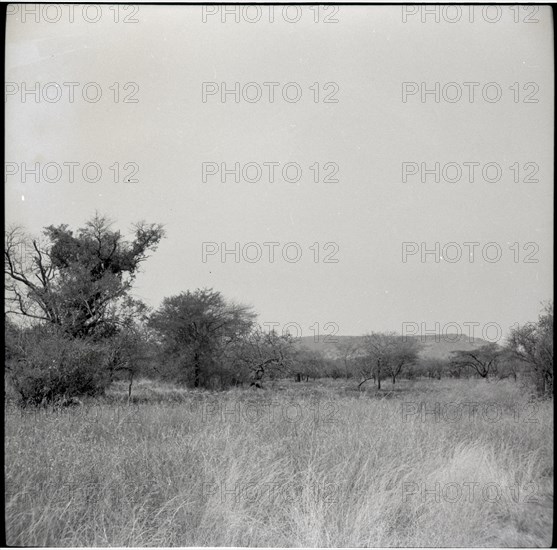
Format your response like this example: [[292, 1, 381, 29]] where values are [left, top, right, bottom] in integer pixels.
[[5, 378, 553, 547]]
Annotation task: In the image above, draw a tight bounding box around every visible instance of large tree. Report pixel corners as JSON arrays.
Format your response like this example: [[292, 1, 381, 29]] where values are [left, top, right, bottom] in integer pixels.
[[506, 302, 553, 394], [149, 289, 256, 388], [5, 214, 165, 338]]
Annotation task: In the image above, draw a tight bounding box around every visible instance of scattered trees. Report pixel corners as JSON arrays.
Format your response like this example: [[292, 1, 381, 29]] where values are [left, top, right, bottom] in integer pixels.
[[5, 217, 554, 401]]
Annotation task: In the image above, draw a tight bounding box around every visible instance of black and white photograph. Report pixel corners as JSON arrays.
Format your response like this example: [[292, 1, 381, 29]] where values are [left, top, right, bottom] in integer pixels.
[[4, 3, 554, 547]]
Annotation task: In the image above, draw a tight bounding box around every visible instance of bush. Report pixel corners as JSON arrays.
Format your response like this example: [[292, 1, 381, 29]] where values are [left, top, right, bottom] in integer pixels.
[[6, 325, 111, 406]]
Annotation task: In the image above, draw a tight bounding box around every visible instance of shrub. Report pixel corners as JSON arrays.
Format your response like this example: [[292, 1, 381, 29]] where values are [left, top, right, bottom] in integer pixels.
[[6, 325, 111, 406]]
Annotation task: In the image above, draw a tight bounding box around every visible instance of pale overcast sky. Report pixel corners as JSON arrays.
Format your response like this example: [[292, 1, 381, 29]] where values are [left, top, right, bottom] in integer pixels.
[[5, 5, 554, 339]]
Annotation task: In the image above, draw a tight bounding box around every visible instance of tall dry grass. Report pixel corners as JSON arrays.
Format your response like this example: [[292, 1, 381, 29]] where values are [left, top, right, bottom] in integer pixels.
[[5, 378, 553, 546]]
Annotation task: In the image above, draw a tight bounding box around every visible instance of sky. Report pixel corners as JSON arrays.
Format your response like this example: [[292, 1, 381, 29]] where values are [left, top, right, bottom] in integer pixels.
[[5, 5, 554, 341]]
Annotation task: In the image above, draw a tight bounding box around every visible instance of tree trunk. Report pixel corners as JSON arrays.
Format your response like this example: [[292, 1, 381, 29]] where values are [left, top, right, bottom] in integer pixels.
[[536, 371, 547, 395], [392, 374, 396, 385], [377, 360, 381, 390], [194, 352, 200, 388], [127, 371, 134, 405]]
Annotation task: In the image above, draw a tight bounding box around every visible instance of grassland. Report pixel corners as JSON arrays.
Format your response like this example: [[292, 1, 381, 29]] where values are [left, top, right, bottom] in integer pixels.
[[4, 378, 553, 546]]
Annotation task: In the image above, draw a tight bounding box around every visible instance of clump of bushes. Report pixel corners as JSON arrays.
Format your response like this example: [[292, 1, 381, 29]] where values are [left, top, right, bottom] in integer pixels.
[[6, 325, 111, 406]]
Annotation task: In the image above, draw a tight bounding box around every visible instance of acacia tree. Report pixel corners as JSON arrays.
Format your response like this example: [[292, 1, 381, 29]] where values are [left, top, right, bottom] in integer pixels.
[[359, 333, 388, 390], [229, 326, 297, 387], [149, 289, 256, 388], [506, 302, 553, 394], [386, 337, 422, 384], [449, 343, 502, 380], [5, 214, 165, 338], [357, 332, 421, 389]]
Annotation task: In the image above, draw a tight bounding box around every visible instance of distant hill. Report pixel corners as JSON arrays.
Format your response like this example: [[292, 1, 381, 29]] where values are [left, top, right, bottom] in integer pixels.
[[297, 334, 491, 360]]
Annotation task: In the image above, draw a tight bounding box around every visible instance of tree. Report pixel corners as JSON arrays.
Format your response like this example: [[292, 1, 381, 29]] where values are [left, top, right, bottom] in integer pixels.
[[104, 298, 155, 402], [496, 349, 522, 382], [449, 343, 501, 379], [5, 214, 165, 338], [506, 302, 553, 394], [149, 289, 256, 388], [294, 347, 328, 381], [417, 357, 447, 380], [359, 333, 388, 390], [336, 338, 362, 379], [230, 326, 297, 387], [385, 337, 421, 384], [357, 332, 422, 389]]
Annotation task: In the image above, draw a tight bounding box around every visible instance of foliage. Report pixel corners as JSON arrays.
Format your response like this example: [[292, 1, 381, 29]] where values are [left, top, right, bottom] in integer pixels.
[[449, 342, 502, 379], [5, 324, 111, 406], [506, 302, 553, 394], [226, 326, 298, 386], [149, 289, 256, 388], [5, 214, 165, 338], [358, 332, 422, 389]]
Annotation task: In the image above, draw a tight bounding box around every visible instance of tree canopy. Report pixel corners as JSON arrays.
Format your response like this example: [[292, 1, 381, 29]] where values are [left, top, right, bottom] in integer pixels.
[[149, 288, 256, 387], [5, 213, 165, 338]]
